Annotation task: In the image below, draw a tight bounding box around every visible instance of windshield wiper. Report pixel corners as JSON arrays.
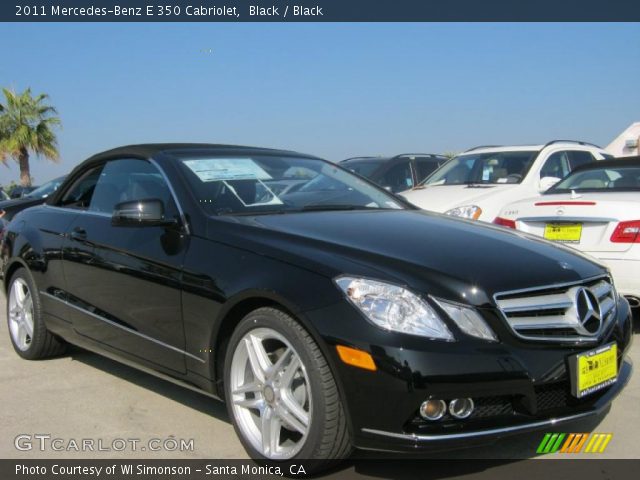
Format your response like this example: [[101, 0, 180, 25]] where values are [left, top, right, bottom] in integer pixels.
[[463, 181, 495, 188], [215, 204, 387, 216], [300, 204, 382, 212]]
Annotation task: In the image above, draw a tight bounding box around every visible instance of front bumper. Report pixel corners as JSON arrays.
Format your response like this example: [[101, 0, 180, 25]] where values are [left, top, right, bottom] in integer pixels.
[[359, 358, 631, 451], [305, 294, 634, 453]]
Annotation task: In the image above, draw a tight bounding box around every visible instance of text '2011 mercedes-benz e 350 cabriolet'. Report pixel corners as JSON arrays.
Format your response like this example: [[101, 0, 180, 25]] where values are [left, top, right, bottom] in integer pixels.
[[1, 144, 633, 464]]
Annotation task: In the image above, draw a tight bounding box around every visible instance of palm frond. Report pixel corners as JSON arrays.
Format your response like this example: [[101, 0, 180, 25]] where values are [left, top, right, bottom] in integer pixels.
[[0, 87, 61, 171]]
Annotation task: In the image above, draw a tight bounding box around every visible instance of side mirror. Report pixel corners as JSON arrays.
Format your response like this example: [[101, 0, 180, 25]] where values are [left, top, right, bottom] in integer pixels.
[[112, 199, 176, 227], [538, 176, 561, 192]]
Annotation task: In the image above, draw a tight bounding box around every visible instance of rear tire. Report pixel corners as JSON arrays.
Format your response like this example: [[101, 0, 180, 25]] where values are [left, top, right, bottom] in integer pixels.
[[224, 307, 351, 465], [7, 268, 67, 359]]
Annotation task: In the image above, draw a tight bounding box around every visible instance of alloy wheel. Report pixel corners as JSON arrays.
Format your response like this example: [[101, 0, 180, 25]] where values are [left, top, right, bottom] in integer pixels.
[[229, 327, 312, 460], [8, 278, 35, 351]]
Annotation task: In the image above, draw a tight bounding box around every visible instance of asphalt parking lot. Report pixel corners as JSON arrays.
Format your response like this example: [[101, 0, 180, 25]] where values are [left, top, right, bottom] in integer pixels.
[[0, 293, 638, 467]]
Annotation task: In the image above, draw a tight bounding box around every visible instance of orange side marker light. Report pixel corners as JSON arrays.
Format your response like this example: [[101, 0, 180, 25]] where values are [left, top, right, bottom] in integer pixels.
[[336, 345, 377, 371]]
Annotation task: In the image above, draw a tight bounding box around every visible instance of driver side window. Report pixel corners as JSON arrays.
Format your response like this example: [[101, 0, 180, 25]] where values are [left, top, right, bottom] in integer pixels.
[[57, 166, 104, 210], [89, 159, 178, 217]]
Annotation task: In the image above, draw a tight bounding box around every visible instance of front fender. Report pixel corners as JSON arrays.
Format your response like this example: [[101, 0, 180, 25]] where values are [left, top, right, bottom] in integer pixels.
[[2, 206, 77, 295]]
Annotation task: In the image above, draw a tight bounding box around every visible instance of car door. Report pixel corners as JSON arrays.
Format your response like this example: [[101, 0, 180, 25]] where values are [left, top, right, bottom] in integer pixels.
[[60, 158, 188, 373]]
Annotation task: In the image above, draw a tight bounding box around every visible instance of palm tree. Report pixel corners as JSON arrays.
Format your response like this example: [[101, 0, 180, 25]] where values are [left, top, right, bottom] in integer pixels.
[[0, 88, 61, 186]]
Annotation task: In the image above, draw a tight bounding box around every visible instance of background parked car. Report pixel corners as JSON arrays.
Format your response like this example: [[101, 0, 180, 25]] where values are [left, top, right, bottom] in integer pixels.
[[493, 157, 640, 320], [0, 176, 67, 264], [340, 154, 449, 193], [8, 185, 37, 199], [0, 175, 66, 222], [401, 141, 613, 221]]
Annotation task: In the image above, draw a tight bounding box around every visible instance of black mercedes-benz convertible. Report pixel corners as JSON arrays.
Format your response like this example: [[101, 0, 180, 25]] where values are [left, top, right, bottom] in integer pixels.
[[1, 144, 632, 463]]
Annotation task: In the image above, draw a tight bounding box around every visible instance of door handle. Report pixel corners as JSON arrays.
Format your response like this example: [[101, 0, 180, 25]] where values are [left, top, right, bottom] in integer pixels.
[[69, 228, 87, 242]]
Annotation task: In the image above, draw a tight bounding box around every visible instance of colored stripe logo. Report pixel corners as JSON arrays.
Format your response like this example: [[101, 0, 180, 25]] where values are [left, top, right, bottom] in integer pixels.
[[537, 433, 612, 454]]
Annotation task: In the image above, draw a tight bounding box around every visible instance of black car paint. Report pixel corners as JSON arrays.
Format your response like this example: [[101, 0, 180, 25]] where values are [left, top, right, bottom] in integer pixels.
[[1, 144, 632, 452]]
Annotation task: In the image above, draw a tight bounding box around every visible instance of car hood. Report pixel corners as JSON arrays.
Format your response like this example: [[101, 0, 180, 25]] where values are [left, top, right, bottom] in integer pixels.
[[210, 209, 606, 306], [0, 197, 37, 210], [400, 184, 520, 215], [0, 197, 44, 221]]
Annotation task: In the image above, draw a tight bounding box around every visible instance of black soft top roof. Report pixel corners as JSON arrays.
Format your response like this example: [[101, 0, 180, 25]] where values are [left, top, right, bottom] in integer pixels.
[[572, 156, 640, 172], [85, 143, 322, 163]]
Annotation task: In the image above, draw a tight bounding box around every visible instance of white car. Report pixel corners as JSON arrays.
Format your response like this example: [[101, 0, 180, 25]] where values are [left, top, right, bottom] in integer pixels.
[[401, 141, 613, 222], [494, 157, 640, 308]]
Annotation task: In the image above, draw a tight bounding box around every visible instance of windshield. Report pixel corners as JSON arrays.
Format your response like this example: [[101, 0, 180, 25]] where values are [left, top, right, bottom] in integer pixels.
[[177, 155, 405, 215], [25, 176, 66, 199], [548, 166, 640, 193], [341, 159, 383, 178], [423, 151, 537, 186]]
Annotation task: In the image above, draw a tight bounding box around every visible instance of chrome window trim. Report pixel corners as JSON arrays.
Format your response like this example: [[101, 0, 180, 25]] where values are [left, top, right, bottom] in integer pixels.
[[148, 157, 191, 235], [42, 205, 112, 219], [40, 291, 205, 364]]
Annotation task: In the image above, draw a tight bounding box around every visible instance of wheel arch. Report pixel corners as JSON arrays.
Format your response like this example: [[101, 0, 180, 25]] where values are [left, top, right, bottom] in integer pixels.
[[3, 258, 29, 293], [210, 292, 355, 450], [210, 291, 342, 404]]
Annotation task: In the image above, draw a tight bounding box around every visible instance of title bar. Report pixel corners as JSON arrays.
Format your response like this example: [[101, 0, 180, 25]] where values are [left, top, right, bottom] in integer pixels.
[[3, 0, 640, 22]]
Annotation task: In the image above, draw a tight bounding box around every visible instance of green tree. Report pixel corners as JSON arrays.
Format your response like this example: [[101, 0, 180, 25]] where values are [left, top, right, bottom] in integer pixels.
[[0, 88, 61, 187], [2, 180, 18, 197]]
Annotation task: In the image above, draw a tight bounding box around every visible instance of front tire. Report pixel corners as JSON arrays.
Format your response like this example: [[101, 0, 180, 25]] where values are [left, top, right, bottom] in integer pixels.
[[7, 268, 67, 359], [224, 307, 351, 462]]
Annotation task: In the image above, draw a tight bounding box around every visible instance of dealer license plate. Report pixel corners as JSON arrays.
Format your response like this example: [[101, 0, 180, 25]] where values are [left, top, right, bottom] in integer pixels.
[[569, 343, 618, 398], [544, 223, 582, 243]]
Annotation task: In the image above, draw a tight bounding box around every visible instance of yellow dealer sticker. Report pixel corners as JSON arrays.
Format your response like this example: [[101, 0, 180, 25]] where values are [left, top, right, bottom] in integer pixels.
[[544, 223, 582, 243], [571, 343, 618, 398]]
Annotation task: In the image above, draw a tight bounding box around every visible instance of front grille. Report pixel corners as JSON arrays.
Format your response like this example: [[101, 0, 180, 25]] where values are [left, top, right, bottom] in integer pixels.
[[494, 276, 616, 342]]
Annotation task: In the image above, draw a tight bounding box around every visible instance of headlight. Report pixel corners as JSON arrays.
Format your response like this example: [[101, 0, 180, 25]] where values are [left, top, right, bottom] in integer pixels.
[[432, 299, 497, 342], [335, 276, 454, 341], [445, 205, 482, 220]]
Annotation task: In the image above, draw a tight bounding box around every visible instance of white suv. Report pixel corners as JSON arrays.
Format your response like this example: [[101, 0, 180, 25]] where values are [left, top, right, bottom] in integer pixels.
[[400, 141, 613, 222]]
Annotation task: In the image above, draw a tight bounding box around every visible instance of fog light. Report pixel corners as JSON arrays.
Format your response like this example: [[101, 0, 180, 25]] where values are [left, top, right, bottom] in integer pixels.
[[419, 399, 447, 421], [449, 398, 474, 419]]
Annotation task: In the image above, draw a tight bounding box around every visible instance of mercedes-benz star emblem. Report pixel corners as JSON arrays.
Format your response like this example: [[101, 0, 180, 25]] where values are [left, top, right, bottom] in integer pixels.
[[575, 287, 602, 335]]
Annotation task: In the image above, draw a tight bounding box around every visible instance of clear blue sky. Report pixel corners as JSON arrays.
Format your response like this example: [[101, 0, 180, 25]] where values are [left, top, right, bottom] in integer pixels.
[[1, 22, 639, 185]]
